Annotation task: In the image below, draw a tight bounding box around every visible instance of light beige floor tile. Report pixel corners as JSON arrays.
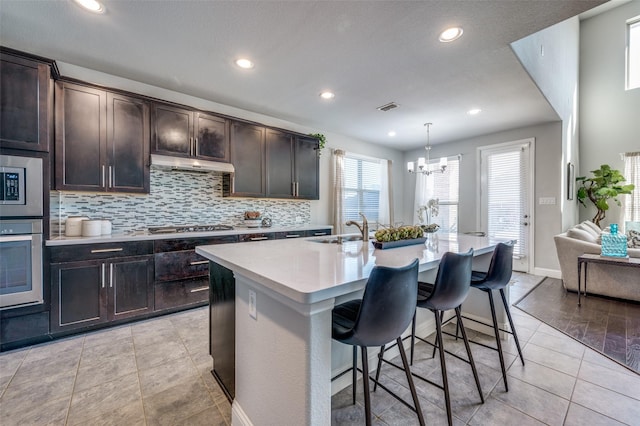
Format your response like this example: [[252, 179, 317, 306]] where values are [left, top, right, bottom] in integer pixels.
[[0, 368, 76, 416], [132, 327, 182, 349], [571, 379, 640, 425], [492, 376, 569, 425], [135, 338, 189, 369], [578, 360, 640, 400], [21, 336, 84, 364], [521, 342, 581, 376], [80, 336, 135, 362], [10, 350, 80, 386], [507, 359, 576, 399], [174, 405, 227, 426], [528, 330, 585, 360], [582, 348, 638, 377], [564, 402, 626, 426], [469, 396, 546, 426], [138, 355, 200, 398], [74, 352, 138, 392], [76, 399, 145, 426], [67, 372, 141, 425], [143, 376, 216, 426], [83, 325, 133, 348], [0, 395, 70, 426]]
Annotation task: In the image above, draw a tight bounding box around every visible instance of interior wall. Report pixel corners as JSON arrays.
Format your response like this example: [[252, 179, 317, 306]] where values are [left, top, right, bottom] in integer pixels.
[[54, 62, 406, 229], [402, 122, 563, 272], [579, 1, 640, 227], [511, 16, 580, 232]]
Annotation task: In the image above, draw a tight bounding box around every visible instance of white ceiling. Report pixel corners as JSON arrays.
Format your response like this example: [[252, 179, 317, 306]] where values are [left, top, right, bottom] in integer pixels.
[[0, 0, 608, 150]]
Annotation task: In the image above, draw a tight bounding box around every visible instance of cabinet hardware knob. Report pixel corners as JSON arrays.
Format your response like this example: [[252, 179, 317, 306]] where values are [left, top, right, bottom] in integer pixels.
[[190, 287, 209, 293], [313, 232, 327, 236], [250, 237, 269, 241], [108, 166, 113, 188], [101, 264, 106, 288], [109, 263, 114, 288], [285, 234, 300, 238], [189, 260, 209, 266], [101, 165, 106, 187]]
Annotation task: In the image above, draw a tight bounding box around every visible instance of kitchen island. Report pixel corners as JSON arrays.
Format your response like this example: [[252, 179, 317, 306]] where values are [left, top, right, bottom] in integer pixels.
[[196, 232, 511, 426]]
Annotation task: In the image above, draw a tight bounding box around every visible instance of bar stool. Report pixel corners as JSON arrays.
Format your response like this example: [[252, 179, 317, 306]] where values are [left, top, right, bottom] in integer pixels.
[[375, 249, 484, 426], [464, 241, 524, 391], [332, 259, 425, 426]]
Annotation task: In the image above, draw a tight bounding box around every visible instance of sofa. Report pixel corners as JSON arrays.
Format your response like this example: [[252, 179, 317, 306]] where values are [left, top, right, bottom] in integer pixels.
[[554, 221, 640, 302]]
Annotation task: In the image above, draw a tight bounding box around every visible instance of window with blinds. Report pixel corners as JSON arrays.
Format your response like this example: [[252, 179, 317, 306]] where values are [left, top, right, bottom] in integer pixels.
[[624, 152, 640, 222], [426, 158, 460, 232], [628, 17, 640, 90], [343, 155, 381, 222], [485, 148, 527, 257]]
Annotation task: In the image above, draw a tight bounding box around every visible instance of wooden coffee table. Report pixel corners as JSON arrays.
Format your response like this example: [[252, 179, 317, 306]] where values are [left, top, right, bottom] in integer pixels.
[[577, 253, 640, 306]]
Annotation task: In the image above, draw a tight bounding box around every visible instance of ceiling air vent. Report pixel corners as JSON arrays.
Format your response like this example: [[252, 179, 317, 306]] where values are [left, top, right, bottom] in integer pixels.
[[376, 102, 398, 112]]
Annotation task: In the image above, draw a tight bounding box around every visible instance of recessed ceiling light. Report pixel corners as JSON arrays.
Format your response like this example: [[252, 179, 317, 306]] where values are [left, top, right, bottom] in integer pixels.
[[439, 27, 463, 43], [319, 91, 335, 100], [467, 108, 482, 115], [235, 58, 254, 69], [73, 0, 105, 13], [388, 131, 396, 137]]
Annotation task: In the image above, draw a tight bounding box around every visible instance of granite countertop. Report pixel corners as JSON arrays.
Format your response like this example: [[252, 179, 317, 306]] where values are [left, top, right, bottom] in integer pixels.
[[45, 224, 333, 246]]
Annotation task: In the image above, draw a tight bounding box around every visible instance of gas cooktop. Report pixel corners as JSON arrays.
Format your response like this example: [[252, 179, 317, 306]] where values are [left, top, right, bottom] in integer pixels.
[[147, 224, 234, 234]]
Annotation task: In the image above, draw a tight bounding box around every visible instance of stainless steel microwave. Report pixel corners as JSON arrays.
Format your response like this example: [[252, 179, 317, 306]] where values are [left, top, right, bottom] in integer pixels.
[[0, 155, 43, 217]]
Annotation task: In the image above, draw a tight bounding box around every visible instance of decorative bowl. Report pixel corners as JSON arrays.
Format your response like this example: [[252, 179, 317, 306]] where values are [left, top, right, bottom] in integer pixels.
[[244, 219, 262, 228]]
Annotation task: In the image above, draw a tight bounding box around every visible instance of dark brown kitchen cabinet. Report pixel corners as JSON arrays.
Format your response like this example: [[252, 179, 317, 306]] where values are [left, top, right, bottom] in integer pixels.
[[51, 255, 153, 332], [151, 102, 229, 162], [153, 235, 237, 312], [50, 241, 154, 333], [294, 136, 320, 200], [54, 81, 149, 193], [226, 121, 266, 197], [266, 129, 294, 198], [0, 48, 55, 152]]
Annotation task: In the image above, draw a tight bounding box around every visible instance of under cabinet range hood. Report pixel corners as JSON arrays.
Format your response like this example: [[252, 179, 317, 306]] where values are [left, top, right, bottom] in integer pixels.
[[150, 154, 235, 174]]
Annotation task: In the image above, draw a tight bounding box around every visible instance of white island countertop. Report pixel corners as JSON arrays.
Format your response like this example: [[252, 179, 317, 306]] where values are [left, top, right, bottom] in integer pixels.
[[196, 232, 505, 305]]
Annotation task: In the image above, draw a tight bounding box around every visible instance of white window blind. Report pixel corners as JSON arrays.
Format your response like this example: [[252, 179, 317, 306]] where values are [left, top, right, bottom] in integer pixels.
[[414, 157, 460, 232], [486, 148, 527, 257], [628, 17, 640, 90], [343, 155, 381, 222], [624, 152, 640, 222]]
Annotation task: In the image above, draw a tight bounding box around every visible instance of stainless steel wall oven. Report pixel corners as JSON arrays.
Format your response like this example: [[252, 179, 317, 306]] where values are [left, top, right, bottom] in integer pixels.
[[0, 219, 43, 309], [0, 154, 43, 217]]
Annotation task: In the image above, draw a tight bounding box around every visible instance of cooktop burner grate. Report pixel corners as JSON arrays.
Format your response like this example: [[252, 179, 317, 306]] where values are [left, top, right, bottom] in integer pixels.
[[147, 224, 234, 234]]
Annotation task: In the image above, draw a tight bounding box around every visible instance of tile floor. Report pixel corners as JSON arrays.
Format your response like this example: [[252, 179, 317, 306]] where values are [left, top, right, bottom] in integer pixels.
[[0, 273, 638, 425]]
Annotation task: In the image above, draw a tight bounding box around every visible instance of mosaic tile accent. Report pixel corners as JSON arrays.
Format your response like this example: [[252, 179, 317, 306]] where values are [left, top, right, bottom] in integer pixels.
[[50, 169, 311, 236]]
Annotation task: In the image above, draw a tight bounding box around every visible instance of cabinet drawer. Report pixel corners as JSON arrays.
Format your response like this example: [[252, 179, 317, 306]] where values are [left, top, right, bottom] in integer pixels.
[[306, 229, 331, 237], [275, 231, 305, 239], [154, 278, 209, 311], [154, 235, 237, 253], [238, 233, 275, 242], [155, 251, 208, 282], [50, 241, 153, 263]]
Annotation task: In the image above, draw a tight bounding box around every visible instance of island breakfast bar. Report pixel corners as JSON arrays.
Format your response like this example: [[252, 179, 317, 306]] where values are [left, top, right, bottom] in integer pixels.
[[196, 233, 511, 425]]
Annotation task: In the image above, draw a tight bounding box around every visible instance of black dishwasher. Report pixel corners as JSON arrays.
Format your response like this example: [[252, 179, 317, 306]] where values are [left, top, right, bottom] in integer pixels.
[[209, 261, 235, 401]]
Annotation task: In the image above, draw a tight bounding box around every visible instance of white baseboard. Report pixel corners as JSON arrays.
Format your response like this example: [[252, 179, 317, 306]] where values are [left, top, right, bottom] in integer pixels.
[[231, 401, 253, 426], [533, 267, 561, 279]]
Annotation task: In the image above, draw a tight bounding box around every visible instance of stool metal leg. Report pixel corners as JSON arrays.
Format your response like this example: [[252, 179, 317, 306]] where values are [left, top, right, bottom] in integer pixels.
[[500, 288, 525, 366], [352, 346, 358, 405], [455, 306, 484, 403], [410, 312, 417, 365], [373, 345, 386, 392], [487, 289, 508, 391], [434, 310, 453, 426], [396, 336, 426, 426], [431, 310, 445, 359], [361, 346, 372, 426]]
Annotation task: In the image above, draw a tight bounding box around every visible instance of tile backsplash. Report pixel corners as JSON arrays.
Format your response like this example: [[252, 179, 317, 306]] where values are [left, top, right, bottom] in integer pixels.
[[51, 169, 311, 236]]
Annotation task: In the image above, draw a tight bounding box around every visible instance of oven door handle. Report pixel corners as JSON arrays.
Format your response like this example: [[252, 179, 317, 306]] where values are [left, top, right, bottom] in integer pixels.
[[0, 235, 33, 242]]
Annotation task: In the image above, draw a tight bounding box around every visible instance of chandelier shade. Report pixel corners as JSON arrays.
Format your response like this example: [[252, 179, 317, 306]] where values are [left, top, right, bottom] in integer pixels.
[[407, 123, 447, 175]]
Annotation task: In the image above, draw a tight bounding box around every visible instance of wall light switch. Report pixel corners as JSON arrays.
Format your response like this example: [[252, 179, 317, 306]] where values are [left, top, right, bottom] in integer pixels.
[[539, 197, 556, 205], [249, 290, 257, 320]]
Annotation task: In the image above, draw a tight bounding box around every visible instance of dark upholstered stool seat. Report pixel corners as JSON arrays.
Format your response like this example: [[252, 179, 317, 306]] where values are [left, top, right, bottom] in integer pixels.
[[331, 259, 425, 426]]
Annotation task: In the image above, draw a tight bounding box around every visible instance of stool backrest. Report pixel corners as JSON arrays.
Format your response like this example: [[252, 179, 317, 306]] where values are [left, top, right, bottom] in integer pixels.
[[483, 242, 514, 287], [350, 259, 419, 347], [422, 249, 474, 311]]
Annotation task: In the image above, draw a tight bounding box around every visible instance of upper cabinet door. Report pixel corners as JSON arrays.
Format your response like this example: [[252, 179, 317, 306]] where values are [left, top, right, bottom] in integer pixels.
[[265, 129, 294, 198], [107, 93, 150, 193], [55, 81, 107, 191], [295, 136, 320, 200], [0, 53, 52, 152], [229, 122, 265, 197], [151, 103, 193, 156], [195, 113, 229, 162]]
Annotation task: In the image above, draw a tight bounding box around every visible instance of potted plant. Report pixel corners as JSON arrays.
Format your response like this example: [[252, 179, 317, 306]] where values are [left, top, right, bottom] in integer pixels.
[[576, 164, 635, 228], [308, 133, 326, 155]]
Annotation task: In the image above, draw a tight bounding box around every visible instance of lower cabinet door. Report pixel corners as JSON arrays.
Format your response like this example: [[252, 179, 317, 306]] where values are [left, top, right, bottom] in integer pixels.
[[51, 260, 108, 332], [110, 256, 154, 320], [154, 278, 209, 311]]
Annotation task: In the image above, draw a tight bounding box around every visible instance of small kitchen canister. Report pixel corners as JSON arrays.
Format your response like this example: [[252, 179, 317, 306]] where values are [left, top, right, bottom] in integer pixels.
[[81, 219, 103, 237], [65, 216, 89, 237], [100, 219, 112, 235]]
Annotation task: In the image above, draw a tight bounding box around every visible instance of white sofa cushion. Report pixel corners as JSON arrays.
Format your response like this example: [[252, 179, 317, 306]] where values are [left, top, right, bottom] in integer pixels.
[[575, 223, 600, 239], [582, 220, 601, 234], [566, 227, 597, 243]]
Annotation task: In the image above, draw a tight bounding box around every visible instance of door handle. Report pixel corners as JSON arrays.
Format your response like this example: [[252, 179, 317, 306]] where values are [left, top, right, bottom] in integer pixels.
[[101, 264, 106, 288], [523, 222, 529, 226], [108, 166, 113, 188], [250, 237, 269, 241], [189, 260, 209, 266], [109, 263, 114, 288]]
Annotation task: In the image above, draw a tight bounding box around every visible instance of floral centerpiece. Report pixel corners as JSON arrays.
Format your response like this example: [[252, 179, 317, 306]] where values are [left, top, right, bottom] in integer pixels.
[[417, 198, 440, 233]]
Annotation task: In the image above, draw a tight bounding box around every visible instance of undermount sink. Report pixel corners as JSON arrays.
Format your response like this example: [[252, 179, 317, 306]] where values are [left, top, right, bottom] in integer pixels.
[[310, 235, 363, 244]]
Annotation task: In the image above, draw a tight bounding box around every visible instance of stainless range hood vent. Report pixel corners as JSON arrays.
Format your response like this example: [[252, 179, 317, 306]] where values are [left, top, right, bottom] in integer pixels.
[[150, 154, 235, 174]]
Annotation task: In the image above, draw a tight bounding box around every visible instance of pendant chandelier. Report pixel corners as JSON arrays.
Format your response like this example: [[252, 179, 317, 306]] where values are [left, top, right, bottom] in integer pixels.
[[407, 123, 447, 175]]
